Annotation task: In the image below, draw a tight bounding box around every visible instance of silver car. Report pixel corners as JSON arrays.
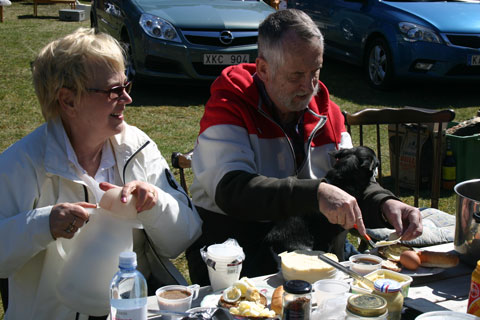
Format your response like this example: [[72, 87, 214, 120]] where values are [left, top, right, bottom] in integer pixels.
[[91, 0, 275, 82]]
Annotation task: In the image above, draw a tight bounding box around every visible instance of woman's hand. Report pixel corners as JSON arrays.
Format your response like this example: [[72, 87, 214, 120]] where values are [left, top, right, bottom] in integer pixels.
[[49, 202, 97, 240], [100, 181, 157, 213]]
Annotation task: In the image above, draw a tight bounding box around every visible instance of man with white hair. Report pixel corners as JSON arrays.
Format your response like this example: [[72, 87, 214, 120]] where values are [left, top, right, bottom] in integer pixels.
[[186, 9, 422, 285]]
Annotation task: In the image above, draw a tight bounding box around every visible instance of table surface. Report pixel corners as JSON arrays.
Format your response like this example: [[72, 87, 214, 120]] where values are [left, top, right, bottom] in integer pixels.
[[146, 243, 476, 319]]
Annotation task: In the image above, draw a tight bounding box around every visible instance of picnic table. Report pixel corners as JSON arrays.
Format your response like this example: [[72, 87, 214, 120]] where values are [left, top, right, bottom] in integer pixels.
[[144, 242, 475, 319]]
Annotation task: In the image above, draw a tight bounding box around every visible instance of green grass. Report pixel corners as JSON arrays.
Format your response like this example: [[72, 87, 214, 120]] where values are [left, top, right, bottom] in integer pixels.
[[1, 1, 480, 317]]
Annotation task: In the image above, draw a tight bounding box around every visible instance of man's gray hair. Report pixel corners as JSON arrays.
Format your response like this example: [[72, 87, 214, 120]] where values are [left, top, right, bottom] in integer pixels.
[[258, 9, 324, 74]]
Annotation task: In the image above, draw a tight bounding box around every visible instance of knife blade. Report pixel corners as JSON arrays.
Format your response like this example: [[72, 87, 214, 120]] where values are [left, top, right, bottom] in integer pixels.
[[317, 254, 375, 289]]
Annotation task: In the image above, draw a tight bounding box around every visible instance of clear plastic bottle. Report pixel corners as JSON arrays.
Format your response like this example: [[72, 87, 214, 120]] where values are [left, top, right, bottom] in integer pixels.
[[110, 251, 148, 320]]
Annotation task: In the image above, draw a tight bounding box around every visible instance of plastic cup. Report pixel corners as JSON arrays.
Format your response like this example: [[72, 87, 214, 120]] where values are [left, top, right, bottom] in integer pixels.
[[155, 284, 200, 313], [205, 244, 244, 291], [313, 279, 350, 309]]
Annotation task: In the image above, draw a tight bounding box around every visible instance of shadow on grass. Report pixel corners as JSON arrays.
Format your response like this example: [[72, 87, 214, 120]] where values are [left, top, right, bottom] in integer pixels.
[[124, 58, 478, 109], [321, 57, 480, 110]]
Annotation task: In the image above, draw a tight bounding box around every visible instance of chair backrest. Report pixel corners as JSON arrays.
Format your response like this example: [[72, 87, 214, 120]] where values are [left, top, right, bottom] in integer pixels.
[[343, 107, 455, 209], [171, 150, 194, 195]]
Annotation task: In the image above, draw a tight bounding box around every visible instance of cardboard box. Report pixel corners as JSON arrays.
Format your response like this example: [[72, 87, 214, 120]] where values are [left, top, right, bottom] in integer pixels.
[[59, 9, 86, 21], [388, 122, 446, 190]]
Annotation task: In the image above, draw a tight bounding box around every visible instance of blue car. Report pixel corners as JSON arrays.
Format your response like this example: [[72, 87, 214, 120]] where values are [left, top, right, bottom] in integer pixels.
[[287, 0, 480, 89]]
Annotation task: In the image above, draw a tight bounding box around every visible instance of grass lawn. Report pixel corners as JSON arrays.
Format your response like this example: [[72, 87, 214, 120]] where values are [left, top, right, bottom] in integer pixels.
[[1, 1, 480, 318]]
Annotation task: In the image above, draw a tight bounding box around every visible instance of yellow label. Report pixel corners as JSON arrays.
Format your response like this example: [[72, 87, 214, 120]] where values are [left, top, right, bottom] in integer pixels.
[[442, 166, 456, 180]]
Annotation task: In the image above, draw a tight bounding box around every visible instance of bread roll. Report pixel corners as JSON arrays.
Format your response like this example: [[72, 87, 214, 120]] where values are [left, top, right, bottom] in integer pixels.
[[271, 285, 284, 315], [418, 251, 459, 268]]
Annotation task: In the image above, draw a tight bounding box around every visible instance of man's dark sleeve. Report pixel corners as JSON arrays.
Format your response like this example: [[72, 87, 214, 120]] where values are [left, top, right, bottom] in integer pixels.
[[359, 181, 398, 228], [215, 170, 322, 221]]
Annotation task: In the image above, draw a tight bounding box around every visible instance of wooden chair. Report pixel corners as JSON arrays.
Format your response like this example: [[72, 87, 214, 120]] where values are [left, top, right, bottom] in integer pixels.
[[343, 107, 455, 209], [171, 150, 193, 195]]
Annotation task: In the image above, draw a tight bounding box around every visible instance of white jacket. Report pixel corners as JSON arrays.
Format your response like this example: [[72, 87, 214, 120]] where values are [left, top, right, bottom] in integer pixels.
[[0, 118, 202, 320]]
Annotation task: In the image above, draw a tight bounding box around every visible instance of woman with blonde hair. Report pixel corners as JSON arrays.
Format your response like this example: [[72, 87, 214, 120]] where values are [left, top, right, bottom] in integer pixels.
[[0, 28, 202, 320]]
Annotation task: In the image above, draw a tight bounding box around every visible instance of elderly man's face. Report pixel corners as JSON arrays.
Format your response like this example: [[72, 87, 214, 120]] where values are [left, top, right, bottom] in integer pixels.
[[259, 32, 323, 116]]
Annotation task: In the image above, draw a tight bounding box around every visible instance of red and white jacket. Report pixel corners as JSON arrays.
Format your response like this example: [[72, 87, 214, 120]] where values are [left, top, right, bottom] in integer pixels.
[[190, 63, 353, 218]]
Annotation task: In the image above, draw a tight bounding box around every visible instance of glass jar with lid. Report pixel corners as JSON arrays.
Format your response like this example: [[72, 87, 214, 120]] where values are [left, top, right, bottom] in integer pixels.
[[282, 280, 312, 320], [373, 279, 403, 320], [346, 293, 388, 319]]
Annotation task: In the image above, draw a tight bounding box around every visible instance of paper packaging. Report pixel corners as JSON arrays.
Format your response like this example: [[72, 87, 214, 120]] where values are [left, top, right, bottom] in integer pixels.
[[388, 122, 447, 190]]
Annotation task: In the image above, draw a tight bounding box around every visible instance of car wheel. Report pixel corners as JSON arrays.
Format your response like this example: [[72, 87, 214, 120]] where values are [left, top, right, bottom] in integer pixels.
[[121, 33, 136, 81], [364, 38, 393, 90]]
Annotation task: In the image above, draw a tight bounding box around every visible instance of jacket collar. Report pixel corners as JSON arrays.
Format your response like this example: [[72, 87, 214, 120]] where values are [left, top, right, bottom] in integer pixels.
[[44, 118, 149, 183]]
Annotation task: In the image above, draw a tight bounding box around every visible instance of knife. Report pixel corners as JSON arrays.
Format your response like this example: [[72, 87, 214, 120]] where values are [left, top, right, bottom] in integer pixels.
[[317, 254, 375, 288]]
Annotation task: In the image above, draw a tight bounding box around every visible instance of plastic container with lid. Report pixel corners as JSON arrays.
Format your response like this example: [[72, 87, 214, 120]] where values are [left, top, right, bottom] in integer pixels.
[[373, 279, 403, 320], [282, 280, 312, 320], [346, 293, 388, 319]]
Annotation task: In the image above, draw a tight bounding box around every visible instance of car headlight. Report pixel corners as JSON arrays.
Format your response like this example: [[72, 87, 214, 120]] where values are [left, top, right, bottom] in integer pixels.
[[139, 13, 181, 43], [398, 22, 441, 43]]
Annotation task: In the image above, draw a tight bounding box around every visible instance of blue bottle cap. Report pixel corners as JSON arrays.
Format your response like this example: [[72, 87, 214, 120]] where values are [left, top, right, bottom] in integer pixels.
[[119, 251, 137, 269]]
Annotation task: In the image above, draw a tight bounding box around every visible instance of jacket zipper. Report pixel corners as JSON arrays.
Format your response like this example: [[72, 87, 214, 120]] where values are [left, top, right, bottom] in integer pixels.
[[121, 140, 192, 209], [257, 102, 328, 175]]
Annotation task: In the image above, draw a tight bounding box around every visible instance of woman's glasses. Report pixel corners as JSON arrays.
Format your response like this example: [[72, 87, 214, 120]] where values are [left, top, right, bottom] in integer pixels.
[[87, 81, 132, 100]]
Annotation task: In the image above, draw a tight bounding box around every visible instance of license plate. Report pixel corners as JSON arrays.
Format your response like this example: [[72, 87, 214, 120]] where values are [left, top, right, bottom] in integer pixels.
[[469, 55, 480, 66], [203, 54, 249, 65]]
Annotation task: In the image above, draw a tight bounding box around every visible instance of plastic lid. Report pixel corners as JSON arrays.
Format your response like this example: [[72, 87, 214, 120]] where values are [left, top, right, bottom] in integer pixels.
[[207, 244, 244, 261], [347, 294, 388, 317], [119, 251, 137, 269], [284, 280, 312, 294], [374, 279, 401, 293]]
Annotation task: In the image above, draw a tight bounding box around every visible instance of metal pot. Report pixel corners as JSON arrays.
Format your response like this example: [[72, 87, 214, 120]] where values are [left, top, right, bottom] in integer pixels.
[[454, 179, 480, 266]]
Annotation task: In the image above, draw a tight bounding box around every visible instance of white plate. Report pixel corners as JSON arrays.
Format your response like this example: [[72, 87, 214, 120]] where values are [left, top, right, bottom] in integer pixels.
[[200, 285, 274, 308], [401, 266, 445, 277], [415, 310, 479, 319]]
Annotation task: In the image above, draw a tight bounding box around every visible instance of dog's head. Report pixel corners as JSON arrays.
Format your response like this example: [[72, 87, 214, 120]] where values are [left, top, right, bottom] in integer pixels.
[[325, 146, 379, 198]]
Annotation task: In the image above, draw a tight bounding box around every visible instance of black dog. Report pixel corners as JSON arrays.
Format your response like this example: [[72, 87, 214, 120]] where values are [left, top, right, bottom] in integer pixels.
[[325, 146, 379, 200], [262, 146, 379, 260]]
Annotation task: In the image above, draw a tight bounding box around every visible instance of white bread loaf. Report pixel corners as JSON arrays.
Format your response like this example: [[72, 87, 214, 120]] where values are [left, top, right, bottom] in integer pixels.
[[418, 251, 459, 268]]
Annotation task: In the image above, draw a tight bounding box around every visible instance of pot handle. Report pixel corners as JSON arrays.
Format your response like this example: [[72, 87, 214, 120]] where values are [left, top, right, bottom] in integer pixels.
[[473, 212, 480, 223]]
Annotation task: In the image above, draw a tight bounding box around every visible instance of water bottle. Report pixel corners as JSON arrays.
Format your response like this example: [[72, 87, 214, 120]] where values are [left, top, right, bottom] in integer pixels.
[[110, 251, 148, 320]]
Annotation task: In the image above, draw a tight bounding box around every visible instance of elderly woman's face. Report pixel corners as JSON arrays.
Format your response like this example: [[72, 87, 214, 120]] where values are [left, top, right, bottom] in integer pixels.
[[71, 64, 132, 142]]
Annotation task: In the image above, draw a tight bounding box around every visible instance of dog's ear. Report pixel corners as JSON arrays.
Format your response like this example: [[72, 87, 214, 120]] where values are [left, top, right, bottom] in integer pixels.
[[356, 147, 379, 173], [330, 148, 352, 160]]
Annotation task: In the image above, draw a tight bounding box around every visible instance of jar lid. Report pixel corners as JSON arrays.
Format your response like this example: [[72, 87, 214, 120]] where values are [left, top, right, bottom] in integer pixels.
[[374, 279, 401, 293], [283, 280, 312, 294], [347, 294, 388, 317]]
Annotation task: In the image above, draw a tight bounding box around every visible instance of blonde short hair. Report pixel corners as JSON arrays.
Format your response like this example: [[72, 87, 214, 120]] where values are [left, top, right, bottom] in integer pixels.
[[32, 28, 126, 121]]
